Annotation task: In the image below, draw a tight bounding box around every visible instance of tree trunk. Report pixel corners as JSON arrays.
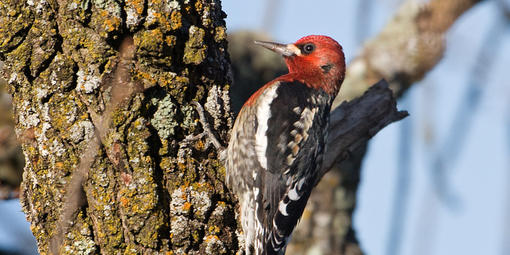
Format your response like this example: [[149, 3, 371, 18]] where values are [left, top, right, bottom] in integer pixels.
[[1, 0, 235, 254]]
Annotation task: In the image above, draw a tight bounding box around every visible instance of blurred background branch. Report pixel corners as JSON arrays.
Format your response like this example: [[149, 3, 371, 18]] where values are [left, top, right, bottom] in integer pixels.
[[0, 65, 23, 201], [334, 0, 485, 105]]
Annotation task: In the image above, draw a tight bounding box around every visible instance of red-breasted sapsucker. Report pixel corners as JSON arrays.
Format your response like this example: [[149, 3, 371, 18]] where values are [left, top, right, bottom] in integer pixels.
[[225, 35, 346, 255]]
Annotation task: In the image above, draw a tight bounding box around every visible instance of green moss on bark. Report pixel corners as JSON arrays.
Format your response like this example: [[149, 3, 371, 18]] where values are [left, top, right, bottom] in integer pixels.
[[1, 0, 237, 254]]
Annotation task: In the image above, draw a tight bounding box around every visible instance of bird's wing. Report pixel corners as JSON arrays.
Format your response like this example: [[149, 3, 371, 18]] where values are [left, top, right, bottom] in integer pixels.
[[253, 79, 331, 253]]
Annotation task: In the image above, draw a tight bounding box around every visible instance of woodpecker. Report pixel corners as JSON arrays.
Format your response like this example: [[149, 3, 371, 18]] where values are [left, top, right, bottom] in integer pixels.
[[225, 35, 346, 255]]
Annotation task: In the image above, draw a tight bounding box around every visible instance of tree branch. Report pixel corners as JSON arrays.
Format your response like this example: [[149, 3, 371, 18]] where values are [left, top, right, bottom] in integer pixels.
[[333, 0, 485, 106], [318, 79, 408, 184]]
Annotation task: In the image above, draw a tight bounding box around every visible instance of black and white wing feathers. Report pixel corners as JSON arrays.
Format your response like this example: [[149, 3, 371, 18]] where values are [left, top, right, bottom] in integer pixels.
[[255, 80, 331, 254]]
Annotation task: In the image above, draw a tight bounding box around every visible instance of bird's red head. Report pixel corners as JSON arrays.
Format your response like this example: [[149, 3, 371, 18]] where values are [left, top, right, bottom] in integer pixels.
[[254, 35, 345, 95]]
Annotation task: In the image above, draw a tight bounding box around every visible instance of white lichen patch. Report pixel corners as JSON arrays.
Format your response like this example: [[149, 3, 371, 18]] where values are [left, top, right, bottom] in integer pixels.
[[146, 8, 157, 25], [103, 204, 111, 217], [171, 187, 188, 215], [133, 117, 146, 130], [95, 171, 109, 188], [176, 146, 192, 164], [40, 103, 51, 122], [205, 85, 223, 129], [125, 5, 142, 29], [151, 95, 178, 139], [49, 69, 58, 86], [201, 7, 211, 27], [50, 138, 66, 157], [173, 247, 188, 255], [129, 156, 140, 164], [67, 1, 78, 10], [35, 87, 49, 101], [221, 85, 232, 128], [79, 224, 91, 236], [179, 104, 194, 130], [18, 101, 40, 128], [8, 72, 18, 84], [93, 0, 121, 17], [170, 215, 190, 239], [37, 122, 52, 157], [68, 120, 95, 144], [136, 176, 148, 186], [166, 0, 180, 11], [64, 238, 97, 255], [190, 188, 211, 218], [204, 235, 226, 254], [211, 202, 226, 218], [34, 0, 46, 14], [76, 68, 101, 93]]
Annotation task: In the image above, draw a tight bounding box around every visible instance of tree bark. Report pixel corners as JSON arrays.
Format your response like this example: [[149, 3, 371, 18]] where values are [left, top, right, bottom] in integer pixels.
[[1, 0, 235, 254], [1, 1, 406, 254]]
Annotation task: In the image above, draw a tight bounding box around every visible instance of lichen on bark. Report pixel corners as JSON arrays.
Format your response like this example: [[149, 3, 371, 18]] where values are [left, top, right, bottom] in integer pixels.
[[0, 0, 237, 254]]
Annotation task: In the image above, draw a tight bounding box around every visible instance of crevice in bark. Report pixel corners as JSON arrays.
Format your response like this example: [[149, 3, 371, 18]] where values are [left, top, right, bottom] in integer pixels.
[[0, 21, 34, 57], [22, 65, 34, 83], [33, 28, 63, 79]]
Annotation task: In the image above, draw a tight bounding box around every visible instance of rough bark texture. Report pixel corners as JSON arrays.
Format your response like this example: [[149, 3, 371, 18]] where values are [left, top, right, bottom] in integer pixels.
[[0, 0, 235, 254], [289, 0, 484, 254]]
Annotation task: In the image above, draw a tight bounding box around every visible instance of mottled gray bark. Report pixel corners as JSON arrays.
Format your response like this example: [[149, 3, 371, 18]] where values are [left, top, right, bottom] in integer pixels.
[[1, 0, 235, 254]]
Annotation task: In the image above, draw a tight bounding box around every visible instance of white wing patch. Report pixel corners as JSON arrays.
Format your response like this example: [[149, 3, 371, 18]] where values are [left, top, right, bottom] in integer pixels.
[[254, 85, 279, 170], [288, 186, 300, 200], [278, 200, 289, 216]]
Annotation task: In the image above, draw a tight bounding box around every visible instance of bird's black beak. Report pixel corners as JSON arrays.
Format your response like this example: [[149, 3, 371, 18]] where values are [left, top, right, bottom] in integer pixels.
[[254, 40, 299, 57]]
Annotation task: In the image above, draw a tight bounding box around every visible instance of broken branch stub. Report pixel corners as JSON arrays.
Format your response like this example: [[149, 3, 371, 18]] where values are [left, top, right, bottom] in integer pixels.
[[318, 79, 408, 184]]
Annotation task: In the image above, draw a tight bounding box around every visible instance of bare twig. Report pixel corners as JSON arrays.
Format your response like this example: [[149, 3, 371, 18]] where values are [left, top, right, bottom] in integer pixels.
[[191, 101, 225, 151]]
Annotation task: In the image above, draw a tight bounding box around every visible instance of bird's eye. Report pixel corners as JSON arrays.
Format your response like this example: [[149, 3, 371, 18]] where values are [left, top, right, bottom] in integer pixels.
[[302, 43, 315, 54]]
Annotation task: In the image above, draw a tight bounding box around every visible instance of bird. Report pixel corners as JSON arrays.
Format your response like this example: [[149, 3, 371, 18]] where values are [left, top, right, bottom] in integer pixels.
[[225, 35, 346, 255]]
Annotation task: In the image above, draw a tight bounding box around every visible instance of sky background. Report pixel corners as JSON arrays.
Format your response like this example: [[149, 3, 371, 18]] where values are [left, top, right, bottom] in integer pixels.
[[1, 1, 509, 254]]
